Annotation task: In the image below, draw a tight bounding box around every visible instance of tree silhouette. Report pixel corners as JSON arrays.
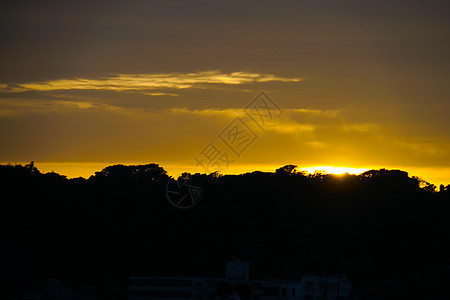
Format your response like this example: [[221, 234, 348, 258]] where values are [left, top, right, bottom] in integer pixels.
[[0, 162, 449, 298], [275, 164, 299, 175]]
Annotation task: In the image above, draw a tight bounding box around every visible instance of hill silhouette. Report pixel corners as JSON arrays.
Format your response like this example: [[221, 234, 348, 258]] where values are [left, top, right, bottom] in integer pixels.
[[1, 162, 450, 297]]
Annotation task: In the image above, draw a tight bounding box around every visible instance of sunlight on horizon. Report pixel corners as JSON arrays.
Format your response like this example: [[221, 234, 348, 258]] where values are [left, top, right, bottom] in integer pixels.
[[4, 161, 448, 187], [302, 166, 369, 175]]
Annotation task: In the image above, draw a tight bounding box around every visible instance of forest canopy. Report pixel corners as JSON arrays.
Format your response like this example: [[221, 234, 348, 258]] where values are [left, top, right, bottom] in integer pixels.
[[1, 162, 449, 290]]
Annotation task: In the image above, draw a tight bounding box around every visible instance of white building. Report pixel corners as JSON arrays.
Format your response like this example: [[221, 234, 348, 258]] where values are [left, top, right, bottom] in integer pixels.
[[249, 279, 302, 300], [226, 259, 250, 281], [22, 279, 76, 300], [299, 273, 352, 300], [129, 276, 219, 300]]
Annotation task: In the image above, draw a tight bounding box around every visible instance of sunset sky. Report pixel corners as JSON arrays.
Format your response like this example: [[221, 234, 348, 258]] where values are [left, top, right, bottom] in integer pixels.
[[1, 0, 449, 186]]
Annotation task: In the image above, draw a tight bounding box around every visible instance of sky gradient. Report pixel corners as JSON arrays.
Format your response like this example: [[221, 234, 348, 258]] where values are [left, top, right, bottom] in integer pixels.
[[1, 0, 449, 186]]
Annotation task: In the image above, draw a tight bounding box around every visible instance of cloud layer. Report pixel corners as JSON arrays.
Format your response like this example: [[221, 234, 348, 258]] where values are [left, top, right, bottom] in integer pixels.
[[0, 71, 301, 95]]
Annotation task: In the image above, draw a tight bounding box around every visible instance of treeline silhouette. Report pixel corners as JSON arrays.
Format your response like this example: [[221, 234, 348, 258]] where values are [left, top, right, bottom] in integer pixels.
[[1, 162, 450, 295]]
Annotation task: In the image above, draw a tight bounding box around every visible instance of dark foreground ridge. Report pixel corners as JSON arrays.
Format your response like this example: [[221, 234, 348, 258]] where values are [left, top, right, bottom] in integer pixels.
[[1, 162, 450, 298]]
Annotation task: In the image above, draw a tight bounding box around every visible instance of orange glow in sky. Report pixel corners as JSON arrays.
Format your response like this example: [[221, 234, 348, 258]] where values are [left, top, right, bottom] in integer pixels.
[[0, 1, 449, 188]]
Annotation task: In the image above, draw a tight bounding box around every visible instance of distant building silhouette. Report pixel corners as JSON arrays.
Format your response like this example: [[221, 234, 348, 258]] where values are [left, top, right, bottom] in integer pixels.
[[299, 273, 351, 300], [128, 259, 351, 300], [22, 279, 76, 300], [226, 259, 249, 281]]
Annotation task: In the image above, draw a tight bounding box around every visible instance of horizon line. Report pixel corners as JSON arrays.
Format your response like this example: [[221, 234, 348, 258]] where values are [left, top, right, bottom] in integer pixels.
[[1, 161, 449, 187]]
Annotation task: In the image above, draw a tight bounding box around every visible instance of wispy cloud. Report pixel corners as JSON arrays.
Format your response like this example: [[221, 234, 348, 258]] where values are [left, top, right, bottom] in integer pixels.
[[341, 123, 379, 132], [0, 98, 121, 116], [170, 107, 338, 119], [0, 71, 301, 95], [170, 107, 247, 118], [304, 141, 327, 149], [396, 141, 449, 157], [170, 107, 316, 134]]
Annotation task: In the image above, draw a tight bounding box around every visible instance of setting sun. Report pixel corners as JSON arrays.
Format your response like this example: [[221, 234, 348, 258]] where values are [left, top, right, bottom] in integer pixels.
[[302, 166, 369, 175]]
